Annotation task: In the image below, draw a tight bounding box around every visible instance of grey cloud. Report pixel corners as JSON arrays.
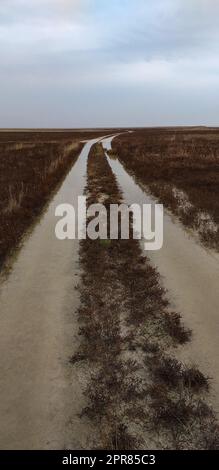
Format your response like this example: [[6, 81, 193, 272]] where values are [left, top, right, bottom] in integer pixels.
[[0, 0, 219, 127]]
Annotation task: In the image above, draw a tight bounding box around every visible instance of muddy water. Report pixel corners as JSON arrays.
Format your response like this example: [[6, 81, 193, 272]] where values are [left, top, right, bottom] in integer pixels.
[[102, 136, 219, 413], [0, 137, 103, 450]]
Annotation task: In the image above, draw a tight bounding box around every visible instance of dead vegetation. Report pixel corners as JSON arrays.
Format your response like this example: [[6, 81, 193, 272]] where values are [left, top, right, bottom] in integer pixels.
[[71, 142, 219, 450], [112, 128, 219, 250], [153, 356, 209, 391], [3, 183, 26, 215]]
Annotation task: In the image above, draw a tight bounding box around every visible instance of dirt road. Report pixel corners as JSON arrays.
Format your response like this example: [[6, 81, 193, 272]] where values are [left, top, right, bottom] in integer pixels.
[[0, 137, 103, 450], [1, 133, 218, 449], [102, 136, 219, 413]]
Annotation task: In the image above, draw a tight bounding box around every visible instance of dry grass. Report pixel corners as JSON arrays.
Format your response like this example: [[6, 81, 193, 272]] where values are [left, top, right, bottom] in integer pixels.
[[153, 356, 209, 391], [112, 128, 219, 250], [3, 183, 25, 214]]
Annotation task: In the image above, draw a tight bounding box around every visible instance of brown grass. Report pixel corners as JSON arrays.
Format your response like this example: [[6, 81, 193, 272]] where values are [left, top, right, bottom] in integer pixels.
[[112, 128, 219, 250], [153, 356, 209, 391]]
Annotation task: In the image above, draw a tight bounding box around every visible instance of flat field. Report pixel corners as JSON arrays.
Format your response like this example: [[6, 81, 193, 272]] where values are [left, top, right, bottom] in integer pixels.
[[0, 128, 219, 450]]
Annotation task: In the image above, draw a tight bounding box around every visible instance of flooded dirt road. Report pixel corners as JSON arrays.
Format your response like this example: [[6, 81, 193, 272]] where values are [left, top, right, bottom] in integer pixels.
[[102, 136, 219, 413], [0, 137, 103, 450]]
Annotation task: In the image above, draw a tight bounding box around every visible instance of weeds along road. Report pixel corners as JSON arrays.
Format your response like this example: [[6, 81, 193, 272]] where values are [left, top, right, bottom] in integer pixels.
[[0, 137, 105, 450], [102, 136, 219, 413]]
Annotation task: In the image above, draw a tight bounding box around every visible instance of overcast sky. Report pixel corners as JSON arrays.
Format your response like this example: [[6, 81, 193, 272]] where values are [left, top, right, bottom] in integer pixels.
[[0, 0, 219, 127]]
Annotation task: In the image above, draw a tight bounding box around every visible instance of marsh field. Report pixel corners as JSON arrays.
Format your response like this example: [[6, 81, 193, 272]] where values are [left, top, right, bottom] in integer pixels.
[[0, 127, 219, 450]]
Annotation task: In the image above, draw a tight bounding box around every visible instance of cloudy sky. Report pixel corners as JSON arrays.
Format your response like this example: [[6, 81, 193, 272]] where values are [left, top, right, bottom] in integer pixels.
[[0, 0, 219, 127]]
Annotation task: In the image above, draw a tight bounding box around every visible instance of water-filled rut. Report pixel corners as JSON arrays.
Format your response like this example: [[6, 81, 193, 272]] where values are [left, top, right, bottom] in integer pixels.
[[102, 136, 219, 413], [0, 137, 103, 450]]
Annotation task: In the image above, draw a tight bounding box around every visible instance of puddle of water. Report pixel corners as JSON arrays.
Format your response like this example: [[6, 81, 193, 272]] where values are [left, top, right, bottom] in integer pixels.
[[0, 137, 103, 450], [102, 136, 219, 413]]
